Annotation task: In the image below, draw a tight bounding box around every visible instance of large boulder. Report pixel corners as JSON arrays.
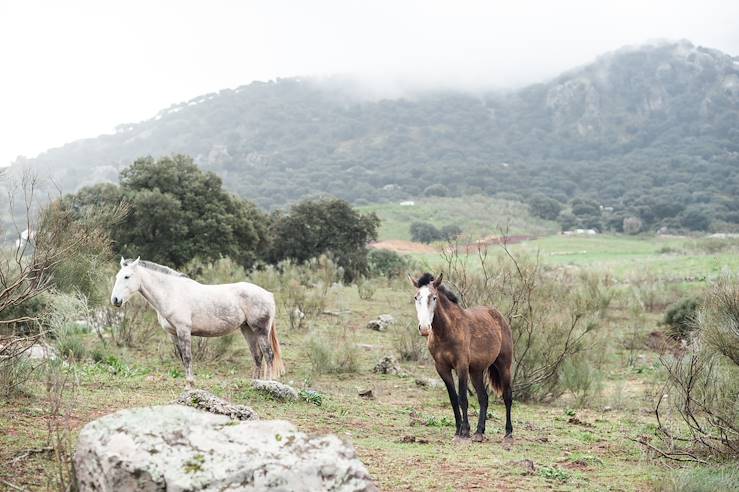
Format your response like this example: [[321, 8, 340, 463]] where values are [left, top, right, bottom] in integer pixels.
[[74, 405, 377, 491]]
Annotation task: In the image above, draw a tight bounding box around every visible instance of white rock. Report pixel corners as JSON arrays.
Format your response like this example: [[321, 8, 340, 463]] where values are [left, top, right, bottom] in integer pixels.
[[252, 379, 299, 401], [74, 405, 377, 491]]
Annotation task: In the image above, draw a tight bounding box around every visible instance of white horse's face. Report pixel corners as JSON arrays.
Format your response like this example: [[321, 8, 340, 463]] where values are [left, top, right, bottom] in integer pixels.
[[111, 257, 141, 307]]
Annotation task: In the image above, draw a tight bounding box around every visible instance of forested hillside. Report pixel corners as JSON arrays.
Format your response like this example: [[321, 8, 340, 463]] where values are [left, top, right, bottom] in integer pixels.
[[9, 40, 739, 232]]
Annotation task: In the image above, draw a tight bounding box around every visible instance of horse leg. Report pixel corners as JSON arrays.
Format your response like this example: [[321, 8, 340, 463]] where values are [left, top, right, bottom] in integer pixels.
[[456, 366, 471, 438], [470, 370, 488, 441], [240, 324, 264, 379], [493, 357, 514, 437], [256, 334, 275, 380], [174, 326, 194, 388], [436, 363, 462, 437]]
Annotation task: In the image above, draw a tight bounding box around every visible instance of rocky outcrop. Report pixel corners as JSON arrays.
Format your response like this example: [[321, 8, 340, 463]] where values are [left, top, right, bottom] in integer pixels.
[[252, 379, 299, 401], [74, 405, 377, 491], [366, 314, 394, 332], [176, 389, 258, 420], [372, 355, 402, 375]]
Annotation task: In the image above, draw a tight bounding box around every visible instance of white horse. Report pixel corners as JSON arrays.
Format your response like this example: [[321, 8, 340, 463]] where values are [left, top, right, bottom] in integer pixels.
[[110, 257, 284, 387]]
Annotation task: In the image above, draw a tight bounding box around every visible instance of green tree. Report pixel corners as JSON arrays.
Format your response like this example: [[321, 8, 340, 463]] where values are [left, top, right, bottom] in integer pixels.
[[528, 195, 562, 221], [67, 155, 269, 269], [269, 197, 379, 281], [410, 222, 443, 243]]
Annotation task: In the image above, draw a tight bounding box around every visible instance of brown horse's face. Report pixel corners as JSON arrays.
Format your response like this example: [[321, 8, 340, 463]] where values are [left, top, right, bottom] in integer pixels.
[[409, 273, 443, 337]]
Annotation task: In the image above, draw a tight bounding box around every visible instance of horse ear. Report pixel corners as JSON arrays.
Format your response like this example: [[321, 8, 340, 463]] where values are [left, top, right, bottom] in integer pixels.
[[407, 273, 419, 288], [131, 257, 140, 267], [433, 272, 443, 288], [120, 256, 126, 267]]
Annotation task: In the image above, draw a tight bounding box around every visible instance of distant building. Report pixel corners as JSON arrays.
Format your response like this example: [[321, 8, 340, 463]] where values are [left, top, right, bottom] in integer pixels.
[[399, 201, 415, 206]]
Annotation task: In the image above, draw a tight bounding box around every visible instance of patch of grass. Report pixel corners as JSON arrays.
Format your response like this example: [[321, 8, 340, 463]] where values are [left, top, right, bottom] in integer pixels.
[[538, 465, 570, 482], [358, 195, 558, 241], [658, 464, 739, 492], [298, 389, 323, 406]]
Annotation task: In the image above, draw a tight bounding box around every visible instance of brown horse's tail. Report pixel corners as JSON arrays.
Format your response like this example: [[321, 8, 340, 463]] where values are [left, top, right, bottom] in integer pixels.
[[270, 319, 285, 377], [486, 364, 504, 397]]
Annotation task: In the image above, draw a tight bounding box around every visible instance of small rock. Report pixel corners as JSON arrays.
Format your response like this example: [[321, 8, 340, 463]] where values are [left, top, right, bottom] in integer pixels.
[[25, 343, 57, 360], [602, 405, 613, 412], [373, 355, 402, 375], [358, 389, 374, 399], [511, 459, 535, 475], [252, 379, 299, 401], [366, 314, 394, 332], [414, 378, 441, 389], [176, 389, 258, 420]]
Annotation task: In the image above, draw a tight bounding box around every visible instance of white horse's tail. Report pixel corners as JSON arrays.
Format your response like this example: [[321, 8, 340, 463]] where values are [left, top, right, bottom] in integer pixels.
[[270, 319, 285, 377]]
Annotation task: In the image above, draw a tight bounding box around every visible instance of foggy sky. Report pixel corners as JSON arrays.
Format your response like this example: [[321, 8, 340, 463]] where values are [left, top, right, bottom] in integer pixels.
[[1, 0, 738, 168]]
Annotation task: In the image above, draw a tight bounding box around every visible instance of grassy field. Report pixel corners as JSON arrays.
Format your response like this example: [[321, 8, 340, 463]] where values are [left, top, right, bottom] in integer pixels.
[[2, 235, 738, 491], [2, 283, 670, 491], [409, 234, 739, 283], [358, 196, 559, 241]]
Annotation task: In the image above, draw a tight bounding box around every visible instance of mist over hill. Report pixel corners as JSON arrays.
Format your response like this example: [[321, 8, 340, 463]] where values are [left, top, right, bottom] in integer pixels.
[[9, 40, 739, 231]]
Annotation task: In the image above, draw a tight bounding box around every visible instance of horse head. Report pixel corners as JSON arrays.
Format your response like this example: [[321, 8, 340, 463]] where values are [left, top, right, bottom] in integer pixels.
[[111, 256, 141, 307], [408, 272, 443, 337]]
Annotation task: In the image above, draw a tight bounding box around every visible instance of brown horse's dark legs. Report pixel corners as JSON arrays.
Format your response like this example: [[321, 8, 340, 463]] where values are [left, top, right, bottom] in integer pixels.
[[437, 367, 462, 435], [457, 368, 471, 438], [470, 371, 488, 438], [504, 385, 513, 437]]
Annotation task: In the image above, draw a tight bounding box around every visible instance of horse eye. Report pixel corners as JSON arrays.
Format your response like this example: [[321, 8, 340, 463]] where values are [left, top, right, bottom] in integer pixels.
[[432, 296, 437, 301], [124, 275, 130, 280]]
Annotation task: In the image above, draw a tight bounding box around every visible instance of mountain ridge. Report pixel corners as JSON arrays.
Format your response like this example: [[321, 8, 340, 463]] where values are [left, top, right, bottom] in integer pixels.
[[7, 40, 739, 231]]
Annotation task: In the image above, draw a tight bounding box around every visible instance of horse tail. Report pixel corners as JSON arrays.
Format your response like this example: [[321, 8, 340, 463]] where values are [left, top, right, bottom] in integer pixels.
[[270, 318, 285, 377], [486, 364, 504, 397]]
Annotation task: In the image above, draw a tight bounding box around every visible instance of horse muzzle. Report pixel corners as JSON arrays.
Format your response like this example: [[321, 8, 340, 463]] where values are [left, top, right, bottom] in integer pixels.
[[418, 324, 431, 337], [111, 296, 123, 307]]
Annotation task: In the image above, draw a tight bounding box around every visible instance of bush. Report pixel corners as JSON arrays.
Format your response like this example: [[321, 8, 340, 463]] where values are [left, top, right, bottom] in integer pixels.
[[663, 298, 700, 340], [441, 242, 606, 402], [410, 222, 443, 243], [656, 273, 739, 459], [393, 322, 428, 362], [305, 331, 360, 374], [623, 216, 642, 235], [367, 249, 409, 279], [356, 277, 376, 301], [560, 355, 603, 407]]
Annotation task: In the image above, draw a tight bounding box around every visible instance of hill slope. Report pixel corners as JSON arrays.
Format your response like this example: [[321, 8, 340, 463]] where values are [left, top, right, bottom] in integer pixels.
[[9, 40, 739, 229]]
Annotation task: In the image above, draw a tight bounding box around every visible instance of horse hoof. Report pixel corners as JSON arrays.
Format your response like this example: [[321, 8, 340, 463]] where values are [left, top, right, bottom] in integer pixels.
[[472, 433, 487, 443], [503, 433, 513, 441], [453, 435, 470, 444]]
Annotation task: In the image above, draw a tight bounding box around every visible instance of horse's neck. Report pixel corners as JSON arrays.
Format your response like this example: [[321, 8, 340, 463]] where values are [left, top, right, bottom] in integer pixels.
[[138, 269, 182, 313], [432, 296, 461, 339]]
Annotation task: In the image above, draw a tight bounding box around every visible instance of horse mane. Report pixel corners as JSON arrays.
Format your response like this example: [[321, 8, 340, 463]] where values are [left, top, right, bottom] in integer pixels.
[[124, 259, 189, 278], [416, 272, 459, 304]]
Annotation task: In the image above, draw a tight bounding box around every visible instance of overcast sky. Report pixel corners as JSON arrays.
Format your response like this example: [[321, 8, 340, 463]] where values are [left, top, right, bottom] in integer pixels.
[[1, 0, 738, 168]]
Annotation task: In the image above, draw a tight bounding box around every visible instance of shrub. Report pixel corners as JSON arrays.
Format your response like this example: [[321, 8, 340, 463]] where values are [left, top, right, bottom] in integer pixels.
[[393, 322, 428, 362], [305, 331, 360, 374], [623, 216, 642, 235], [663, 298, 700, 340], [655, 273, 739, 460], [356, 277, 376, 301], [560, 355, 603, 407], [440, 240, 606, 402], [367, 249, 408, 279], [410, 222, 443, 243]]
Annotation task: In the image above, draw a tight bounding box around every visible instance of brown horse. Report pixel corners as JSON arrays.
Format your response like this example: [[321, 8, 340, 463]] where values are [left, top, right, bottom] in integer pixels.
[[409, 272, 513, 441]]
